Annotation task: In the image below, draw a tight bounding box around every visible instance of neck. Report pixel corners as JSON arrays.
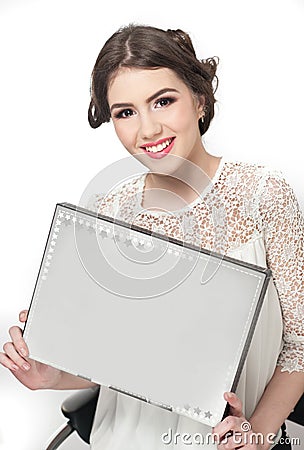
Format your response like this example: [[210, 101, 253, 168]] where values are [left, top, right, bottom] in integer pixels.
[[143, 145, 222, 211]]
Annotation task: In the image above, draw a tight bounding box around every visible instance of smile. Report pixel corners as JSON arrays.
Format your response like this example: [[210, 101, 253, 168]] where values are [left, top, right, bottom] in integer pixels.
[[141, 137, 176, 159]]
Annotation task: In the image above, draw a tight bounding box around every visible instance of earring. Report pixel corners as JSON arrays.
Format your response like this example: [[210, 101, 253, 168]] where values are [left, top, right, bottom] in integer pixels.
[[200, 106, 207, 123]]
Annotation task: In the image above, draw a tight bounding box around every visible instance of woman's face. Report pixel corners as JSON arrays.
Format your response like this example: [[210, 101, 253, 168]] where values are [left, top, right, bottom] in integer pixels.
[[107, 67, 204, 175]]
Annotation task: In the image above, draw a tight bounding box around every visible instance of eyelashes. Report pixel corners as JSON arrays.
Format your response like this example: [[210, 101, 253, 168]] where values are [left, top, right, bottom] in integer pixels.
[[155, 97, 176, 108], [114, 109, 134, 119], [113, 96, 177, 119]]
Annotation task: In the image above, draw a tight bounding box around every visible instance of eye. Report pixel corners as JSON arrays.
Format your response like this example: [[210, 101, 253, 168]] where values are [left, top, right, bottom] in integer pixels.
[[154, 97, 176, 109], [114, 109, 135, 119]]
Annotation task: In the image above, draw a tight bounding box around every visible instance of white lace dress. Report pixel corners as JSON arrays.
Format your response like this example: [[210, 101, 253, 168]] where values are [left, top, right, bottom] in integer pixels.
[[87, 158, 304, 449]]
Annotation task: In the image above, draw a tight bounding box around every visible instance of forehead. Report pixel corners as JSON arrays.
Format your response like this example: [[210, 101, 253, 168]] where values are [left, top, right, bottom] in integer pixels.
[[108, 67, 189, 102]]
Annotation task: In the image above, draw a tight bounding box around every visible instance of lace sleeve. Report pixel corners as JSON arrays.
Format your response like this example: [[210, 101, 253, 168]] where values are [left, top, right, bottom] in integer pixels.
[[260, 170, 304, 373]]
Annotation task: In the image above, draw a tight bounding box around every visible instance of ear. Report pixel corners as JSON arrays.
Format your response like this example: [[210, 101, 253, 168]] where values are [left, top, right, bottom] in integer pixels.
[[196, 95, 205, 119]]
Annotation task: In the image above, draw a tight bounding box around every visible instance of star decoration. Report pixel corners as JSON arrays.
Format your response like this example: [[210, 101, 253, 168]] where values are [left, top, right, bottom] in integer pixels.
[[194, 407, 201, 415], [204, 411, 212, 419], [184, 404, 191, 411], [99, 230, 108, 238], [125, 239, 132, 247]]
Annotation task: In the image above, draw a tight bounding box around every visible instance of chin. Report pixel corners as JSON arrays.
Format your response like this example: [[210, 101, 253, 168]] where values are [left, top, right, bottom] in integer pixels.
[[135, 152, 189, 178]]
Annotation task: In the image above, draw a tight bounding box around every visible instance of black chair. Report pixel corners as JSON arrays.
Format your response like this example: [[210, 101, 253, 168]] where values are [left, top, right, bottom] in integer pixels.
[[46, 386, 100, 449], [46, 390, 304, 449]]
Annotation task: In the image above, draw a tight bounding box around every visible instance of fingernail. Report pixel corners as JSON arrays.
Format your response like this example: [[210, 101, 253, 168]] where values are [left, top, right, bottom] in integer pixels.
[[19, 348, 27, 357], [22, 363, 30, 371]]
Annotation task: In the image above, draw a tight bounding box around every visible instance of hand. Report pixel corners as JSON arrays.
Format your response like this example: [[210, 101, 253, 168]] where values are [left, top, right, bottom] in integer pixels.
[[212, 392, 260, 449], [0, 309, 62, 390]]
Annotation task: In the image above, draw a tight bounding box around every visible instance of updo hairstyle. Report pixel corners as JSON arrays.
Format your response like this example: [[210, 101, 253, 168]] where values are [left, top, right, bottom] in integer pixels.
[[88, 24, 218, 136]]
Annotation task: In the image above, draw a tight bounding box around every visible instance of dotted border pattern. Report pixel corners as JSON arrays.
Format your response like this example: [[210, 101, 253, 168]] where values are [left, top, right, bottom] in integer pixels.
[[26, 207, 265, 426]]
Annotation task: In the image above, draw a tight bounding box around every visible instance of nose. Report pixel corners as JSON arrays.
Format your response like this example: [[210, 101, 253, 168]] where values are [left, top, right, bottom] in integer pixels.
[[138, 113, 162, 141]]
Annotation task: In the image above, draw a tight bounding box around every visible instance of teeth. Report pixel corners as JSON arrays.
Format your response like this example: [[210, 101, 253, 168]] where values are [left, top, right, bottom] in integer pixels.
[[145, 139, 172, 153]]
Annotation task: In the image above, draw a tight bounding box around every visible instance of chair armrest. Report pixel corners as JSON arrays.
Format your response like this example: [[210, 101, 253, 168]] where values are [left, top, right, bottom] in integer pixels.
[[61, 386, 100, 443]]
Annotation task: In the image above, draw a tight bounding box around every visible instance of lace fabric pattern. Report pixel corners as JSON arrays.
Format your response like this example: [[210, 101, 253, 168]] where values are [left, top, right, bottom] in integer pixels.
[[87, 160, 304, 373]]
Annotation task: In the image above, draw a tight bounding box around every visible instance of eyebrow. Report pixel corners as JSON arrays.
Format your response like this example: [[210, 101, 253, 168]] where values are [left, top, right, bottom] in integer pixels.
[[110, 88, 179, 112]]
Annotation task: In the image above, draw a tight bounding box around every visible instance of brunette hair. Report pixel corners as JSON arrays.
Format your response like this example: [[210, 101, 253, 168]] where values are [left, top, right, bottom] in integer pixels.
[[88, 24, 218, 136]]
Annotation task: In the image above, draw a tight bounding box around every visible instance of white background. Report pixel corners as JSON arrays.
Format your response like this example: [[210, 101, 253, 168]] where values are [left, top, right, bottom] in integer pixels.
[[0, 0, 303, 449]]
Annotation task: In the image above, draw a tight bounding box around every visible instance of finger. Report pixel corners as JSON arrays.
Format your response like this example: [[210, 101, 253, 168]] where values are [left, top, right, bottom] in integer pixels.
[[217, 433, 246, 450], [19, 310, 28, 322], [0, 352, 20, 372], [2, 342, 31, 371], [213, 415, 241, 440], [8, 326, 29, 358], [223, 430, 255, 449], [224, 392, 243, 417]]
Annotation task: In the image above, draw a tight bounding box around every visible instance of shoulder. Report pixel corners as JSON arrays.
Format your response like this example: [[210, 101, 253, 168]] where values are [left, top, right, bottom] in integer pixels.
[[222, 159, 287, 193], [223, 159, 283, 179], [225, 161, 302, 221]]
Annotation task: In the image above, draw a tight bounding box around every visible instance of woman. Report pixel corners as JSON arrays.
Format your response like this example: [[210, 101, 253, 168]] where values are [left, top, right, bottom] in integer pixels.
[[1, 24, 303, 450]]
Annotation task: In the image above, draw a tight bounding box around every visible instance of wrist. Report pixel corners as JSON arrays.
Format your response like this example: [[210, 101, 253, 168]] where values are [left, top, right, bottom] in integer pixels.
[[249, 417, 280, 450]]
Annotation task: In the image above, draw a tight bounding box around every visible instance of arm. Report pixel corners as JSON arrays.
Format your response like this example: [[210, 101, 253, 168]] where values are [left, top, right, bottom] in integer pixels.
[[250, 171, 304, 447], [249, 367, 304, 449], [214, 170, 304, 449], [51, 371, 97, 390]]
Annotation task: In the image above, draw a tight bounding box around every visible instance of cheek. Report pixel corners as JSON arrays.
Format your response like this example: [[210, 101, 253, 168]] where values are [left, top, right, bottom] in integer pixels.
[[167, 102, 198, 132], [113, 122, 136, 151]]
